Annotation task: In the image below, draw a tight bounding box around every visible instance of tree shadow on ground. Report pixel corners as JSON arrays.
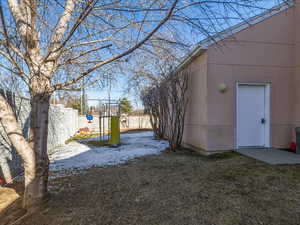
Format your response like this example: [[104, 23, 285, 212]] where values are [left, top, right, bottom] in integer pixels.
[[2, 149, 300, 225], [0, 182, 26, 225]]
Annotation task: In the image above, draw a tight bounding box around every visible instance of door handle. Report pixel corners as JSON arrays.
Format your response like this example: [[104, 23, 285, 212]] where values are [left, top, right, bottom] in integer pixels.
[[261, 118, 266, 124]]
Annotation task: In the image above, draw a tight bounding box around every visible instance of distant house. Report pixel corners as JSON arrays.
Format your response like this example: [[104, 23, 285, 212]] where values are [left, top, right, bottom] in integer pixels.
[[178, 0, 300, 153]]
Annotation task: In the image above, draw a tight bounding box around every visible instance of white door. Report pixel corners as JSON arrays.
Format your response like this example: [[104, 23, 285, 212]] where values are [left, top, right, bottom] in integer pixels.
[[237, 85, 267, 147]]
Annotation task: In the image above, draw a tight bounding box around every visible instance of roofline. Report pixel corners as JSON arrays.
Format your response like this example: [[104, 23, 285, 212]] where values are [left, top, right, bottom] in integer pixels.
[[174, 46, 207, 73], [175, 0, 294, 72]]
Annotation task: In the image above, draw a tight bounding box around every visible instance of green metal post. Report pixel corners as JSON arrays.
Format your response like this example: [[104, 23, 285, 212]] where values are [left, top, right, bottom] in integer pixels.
[[109, 116, 120, 146]]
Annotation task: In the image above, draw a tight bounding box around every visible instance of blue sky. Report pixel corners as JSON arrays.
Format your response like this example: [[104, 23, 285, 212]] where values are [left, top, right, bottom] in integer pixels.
[[87, 75, 143, 108], [85, 0, 285, 108]]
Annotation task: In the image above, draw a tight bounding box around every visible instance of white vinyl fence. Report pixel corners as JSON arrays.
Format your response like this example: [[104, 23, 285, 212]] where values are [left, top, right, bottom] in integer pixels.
[[0, 92, 151, 183], [78, 115, 152, 133], [0, 94, 78, 183]]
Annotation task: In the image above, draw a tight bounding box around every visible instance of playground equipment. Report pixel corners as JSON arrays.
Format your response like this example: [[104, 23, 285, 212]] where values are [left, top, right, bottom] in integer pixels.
[[109, 115, 120, 146], [86, 98, 120, 146], [86, 114, 93, 123], [98, 99, 120, 146]]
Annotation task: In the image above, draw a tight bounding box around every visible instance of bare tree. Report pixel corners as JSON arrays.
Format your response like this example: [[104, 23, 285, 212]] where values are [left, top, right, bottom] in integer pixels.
[[0, 0, 180, 209], [141, 87, 162, 138], [141, 70, 189, 150], [165, 71, 189, 150]]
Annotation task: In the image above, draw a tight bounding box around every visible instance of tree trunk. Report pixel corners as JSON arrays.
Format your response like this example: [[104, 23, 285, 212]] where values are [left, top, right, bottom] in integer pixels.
[[23, 94, 51, 209], [0, 95, 35, 209]]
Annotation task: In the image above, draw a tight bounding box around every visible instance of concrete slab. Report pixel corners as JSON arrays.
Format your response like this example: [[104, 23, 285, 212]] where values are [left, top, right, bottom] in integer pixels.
[[236, 148, 300, 165]]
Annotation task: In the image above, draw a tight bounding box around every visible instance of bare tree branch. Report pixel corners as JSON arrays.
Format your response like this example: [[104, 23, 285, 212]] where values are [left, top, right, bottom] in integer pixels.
[[53, 0, 179, 90]]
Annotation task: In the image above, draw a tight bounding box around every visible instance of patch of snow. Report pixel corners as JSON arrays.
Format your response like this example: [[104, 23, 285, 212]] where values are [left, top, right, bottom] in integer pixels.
[[49, 132, 168, 178]]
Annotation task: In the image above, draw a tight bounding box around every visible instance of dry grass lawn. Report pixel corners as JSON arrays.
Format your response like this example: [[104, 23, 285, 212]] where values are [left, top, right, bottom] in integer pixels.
[[1, 150, 300, 225]]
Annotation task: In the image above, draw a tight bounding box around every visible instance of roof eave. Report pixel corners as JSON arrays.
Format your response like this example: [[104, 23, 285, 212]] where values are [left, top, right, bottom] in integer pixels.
[[175, 46, 207, 73]]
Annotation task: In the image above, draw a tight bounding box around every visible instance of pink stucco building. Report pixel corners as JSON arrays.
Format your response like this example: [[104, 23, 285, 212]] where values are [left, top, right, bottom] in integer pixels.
[[180, 0, 300, 153]]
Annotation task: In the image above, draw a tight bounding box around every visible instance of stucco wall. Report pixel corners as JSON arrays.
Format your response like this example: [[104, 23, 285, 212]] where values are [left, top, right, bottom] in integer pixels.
[[205, 6, 295, 151], [182, 52, 208, 150], [182, 4, 300, 152], [292, 1, 300, 139]]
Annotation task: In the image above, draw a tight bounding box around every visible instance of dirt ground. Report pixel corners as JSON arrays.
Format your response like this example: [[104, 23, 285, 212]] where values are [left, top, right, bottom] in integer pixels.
[[1, 150, 300, 225]]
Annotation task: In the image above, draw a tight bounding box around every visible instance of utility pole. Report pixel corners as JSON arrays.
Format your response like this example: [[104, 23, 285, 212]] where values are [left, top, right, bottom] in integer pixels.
[[81, 77, 85, 115], [108, 74, 111, 116]]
